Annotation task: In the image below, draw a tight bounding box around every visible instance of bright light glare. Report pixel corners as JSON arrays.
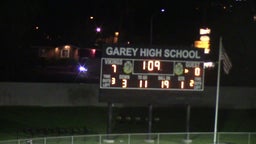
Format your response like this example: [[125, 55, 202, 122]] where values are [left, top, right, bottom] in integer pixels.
[[64, 45, 70, 49], [204, 48, 210, 54], [115, 32, 119, 36], [204, 62, 215, 68], [91, 49, 96, 54], [200, 35, 210, 41], [194, 40, 210, 49], [161, 9, 165, 12], [79, 65, 88, 72], [96, 27, 101, 32], [200, 28, 211, 35]]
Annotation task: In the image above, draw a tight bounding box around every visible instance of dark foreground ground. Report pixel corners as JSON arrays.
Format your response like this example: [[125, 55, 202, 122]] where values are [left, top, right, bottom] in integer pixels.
[[0, 106, 255, 140]]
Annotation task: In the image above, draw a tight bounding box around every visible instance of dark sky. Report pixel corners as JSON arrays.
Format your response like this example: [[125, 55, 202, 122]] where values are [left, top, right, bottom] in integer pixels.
[[30, 0, 204, 46], [1, 0, 256, 86]]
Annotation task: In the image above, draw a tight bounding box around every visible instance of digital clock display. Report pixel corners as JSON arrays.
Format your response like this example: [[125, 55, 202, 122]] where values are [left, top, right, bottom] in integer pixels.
[[100, 45, 205, 91], [133, 60, 174, 75]]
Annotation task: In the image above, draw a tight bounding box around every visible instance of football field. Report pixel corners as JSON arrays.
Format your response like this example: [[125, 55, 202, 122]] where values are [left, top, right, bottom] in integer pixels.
[[0, 106, 255, 143]]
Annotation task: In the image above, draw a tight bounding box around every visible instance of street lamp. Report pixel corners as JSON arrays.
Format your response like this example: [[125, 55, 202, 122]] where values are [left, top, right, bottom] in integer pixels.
[[147, 9, 166, 140], [95, 27, 102, 46], [150, 8, 165, 45], [113, 32, 119, 43]]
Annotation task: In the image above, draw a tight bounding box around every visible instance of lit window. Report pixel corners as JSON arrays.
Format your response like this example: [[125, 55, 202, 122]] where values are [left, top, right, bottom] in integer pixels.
[[61, 49, 70, 58]]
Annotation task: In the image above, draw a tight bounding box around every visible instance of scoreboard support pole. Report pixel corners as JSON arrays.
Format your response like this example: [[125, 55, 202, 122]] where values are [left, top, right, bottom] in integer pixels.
[[186, 104, 191, 140], [183, 104, 192, 143], [147, 104, 153, 140], [107, 102, 113, 139]]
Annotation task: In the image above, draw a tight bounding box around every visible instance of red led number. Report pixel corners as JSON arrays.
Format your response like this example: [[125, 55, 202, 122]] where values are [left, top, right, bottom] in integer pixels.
[[143, 60, 160, 71]]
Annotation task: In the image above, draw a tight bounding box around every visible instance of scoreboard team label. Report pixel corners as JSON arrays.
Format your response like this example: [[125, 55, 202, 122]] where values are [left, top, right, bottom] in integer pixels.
[[100, 46, 205, 91]]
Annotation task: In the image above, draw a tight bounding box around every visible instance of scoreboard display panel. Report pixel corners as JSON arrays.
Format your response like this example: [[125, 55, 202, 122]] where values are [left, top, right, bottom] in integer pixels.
[[99, 45, 206, 104], [100, 45, 205, 91]]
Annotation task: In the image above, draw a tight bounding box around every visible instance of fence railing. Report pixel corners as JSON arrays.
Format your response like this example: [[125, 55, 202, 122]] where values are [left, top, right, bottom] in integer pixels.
[[0, 132, 255, 144]]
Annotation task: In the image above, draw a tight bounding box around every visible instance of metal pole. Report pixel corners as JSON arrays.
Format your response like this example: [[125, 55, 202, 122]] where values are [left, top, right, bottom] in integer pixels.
[[248, 133, 251, 144], [148, 12, 154, 140], [150, 14, 154, 45], [107, 102, 113, 139], [157, 133, 160, 144], [186, 104, 191, 140], [148, 104, 153, 139], [128, 134, 131, 144], [213, 36, 222, 144], [99, 135, 102, 144], [150, 9, 165, 45]]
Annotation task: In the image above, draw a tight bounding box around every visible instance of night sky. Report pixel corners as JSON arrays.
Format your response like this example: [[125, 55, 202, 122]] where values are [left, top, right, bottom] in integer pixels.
[[1, 0, 256, 86]]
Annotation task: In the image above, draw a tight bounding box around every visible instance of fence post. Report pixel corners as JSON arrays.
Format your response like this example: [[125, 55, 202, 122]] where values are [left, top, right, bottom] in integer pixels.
[[157, 133, 160, 144], [217, 132, 220, 143], [71, 136, 74, 144], [248, 133, 251, 144], [44, 137, 46, 144], [128, 134, 130, 144], [99, 135, 102, 144]]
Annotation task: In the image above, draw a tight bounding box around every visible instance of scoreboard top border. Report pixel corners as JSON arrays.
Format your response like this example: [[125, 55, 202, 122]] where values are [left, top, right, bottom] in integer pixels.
[[102, 45, 205, 61]]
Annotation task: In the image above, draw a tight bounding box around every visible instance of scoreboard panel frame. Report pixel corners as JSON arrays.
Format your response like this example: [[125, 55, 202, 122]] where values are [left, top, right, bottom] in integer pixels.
[[99, 45, 206, 103]]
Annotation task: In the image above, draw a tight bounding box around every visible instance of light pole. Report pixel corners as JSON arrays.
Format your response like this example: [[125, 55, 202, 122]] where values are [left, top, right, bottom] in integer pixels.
[[95, 27, 102, 46], [150, 8, 165, 45], [147, 8, 166, 140]]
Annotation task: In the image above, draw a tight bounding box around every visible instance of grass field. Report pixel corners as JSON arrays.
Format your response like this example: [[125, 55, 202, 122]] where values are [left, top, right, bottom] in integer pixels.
[[0, 106, 255, 141]]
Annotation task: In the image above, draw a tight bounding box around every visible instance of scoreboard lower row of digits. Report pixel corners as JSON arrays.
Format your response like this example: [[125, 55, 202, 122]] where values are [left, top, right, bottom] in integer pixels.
[[100, 58, 204, 91]]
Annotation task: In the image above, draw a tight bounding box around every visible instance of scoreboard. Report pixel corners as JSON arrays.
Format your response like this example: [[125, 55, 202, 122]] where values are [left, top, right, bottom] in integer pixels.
[[101, 59, 204, 90], [100, 45, 205, 91]]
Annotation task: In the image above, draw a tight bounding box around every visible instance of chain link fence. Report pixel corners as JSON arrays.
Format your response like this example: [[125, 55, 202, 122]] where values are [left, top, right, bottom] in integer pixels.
[[0, 132, 255, 144]]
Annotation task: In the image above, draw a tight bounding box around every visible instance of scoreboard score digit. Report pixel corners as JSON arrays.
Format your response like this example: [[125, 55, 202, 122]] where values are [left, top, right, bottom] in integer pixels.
[[100, 59, 204, 91]]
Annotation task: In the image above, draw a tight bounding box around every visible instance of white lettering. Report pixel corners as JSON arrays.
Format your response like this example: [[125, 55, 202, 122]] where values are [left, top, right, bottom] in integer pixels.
[[119, 75, 130, 79], [103, 74, 111, 78], [119, 47, 126, 56], [104, 59, 122, 65], [186, 62, 200, 67], [140, 48, 147, 57], [105, 46, 138, 57], [164, 49, 201, 59], [140, 48, 162, 57], [178, 76, 185, 81], [158, 76, 171, 80], [106, 47, 113, 55]]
